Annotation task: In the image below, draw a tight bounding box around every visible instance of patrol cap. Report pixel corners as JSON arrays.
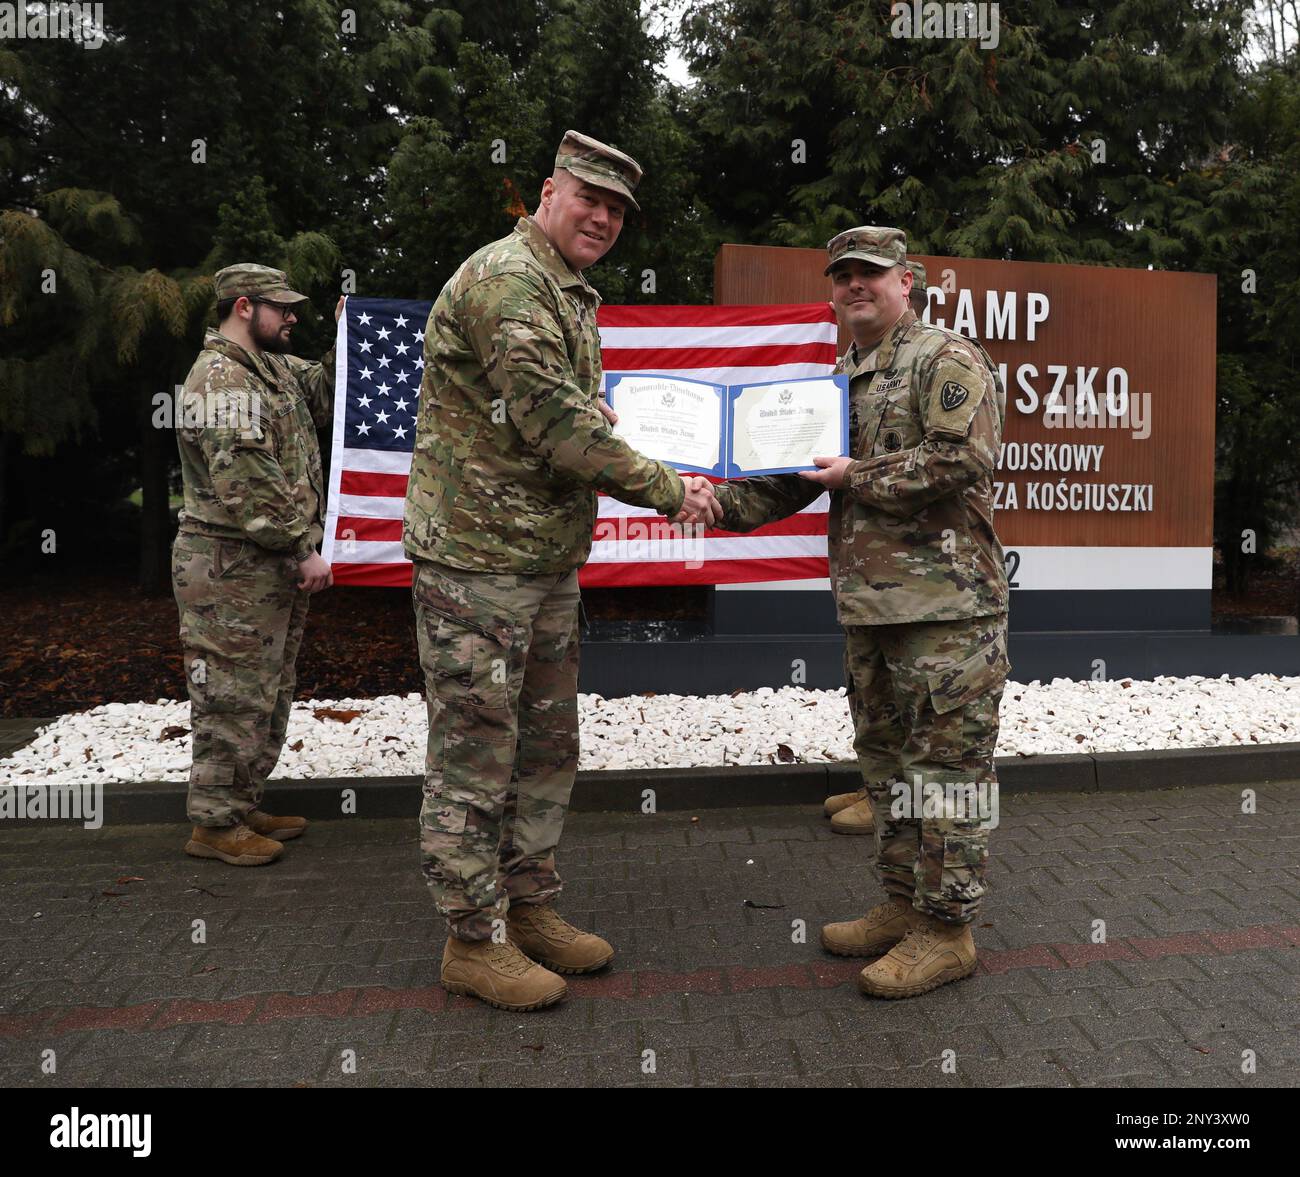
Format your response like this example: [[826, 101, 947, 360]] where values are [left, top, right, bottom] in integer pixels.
[[824, 226, 908, 275], [554, 129, 642, 212], [906, 259, 927, 290], [214, 263, 309, 306]]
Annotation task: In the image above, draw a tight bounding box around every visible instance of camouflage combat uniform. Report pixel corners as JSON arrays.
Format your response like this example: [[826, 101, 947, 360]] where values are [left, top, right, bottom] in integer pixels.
[[405, 134, 686, 941], [172, 265, 333, 827], [715, 228, 1009, 925]]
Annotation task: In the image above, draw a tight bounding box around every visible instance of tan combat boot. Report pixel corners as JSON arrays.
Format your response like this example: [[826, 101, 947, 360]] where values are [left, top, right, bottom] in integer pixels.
[[184, 822, 283, 866], [857, 912, 977, 998], [823, 787, 866, 817], [830, 796, 876, 835], [440, 936, 568, 1011], [821, 895, 919, 957], [246, 809, 308, 841], [506, 902, 614, 974]]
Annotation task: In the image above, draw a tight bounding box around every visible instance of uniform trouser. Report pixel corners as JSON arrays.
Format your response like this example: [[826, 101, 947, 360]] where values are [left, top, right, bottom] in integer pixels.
[[173, 532, 310, 827], [844, 613, 1008, 925], [413, 558, 581, 942]]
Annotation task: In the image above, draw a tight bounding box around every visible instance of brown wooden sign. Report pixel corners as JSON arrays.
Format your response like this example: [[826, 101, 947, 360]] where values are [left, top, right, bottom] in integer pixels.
[[715, 244, 1217, 596]]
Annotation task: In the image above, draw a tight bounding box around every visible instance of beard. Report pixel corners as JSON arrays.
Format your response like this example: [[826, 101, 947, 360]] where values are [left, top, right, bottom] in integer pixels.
[[251, 306, 294, 354]]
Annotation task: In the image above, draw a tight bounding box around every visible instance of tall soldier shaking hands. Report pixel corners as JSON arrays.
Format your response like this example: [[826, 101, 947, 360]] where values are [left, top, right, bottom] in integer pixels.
[[714, 226, 1009, 999], [405, 131, 721, 1011], [174, 265, 342, 867]]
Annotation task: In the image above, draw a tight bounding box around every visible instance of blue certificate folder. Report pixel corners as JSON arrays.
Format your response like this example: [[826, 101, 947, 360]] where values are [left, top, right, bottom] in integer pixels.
[[605, 372, 850, 479]]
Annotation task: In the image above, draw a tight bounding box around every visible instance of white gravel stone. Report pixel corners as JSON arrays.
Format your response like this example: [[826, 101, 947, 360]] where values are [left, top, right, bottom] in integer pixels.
[[1, 675, 1297, 785]]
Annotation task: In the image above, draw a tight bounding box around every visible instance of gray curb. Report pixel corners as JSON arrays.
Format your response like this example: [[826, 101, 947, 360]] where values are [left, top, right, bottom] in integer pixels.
[[7, 743, 1298, 826]]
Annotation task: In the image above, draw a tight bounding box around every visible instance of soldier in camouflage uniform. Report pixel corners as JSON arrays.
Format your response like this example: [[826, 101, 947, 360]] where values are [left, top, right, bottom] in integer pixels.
[[173, 264, 341, 867], [406, 130, 720, 1011], [714, 227, 1009, 999]]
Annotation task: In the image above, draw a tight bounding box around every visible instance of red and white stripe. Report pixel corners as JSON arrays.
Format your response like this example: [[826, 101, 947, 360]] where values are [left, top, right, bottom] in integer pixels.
[[325, 303, 836, 587]]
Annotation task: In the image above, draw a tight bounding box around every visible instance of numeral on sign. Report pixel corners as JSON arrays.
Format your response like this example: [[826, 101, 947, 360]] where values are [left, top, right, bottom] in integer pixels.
[[1004, 550, 1020, 588]]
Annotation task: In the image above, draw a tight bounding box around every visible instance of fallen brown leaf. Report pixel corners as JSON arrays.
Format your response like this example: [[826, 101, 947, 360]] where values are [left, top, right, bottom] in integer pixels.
[[313, 707, 364, 724]]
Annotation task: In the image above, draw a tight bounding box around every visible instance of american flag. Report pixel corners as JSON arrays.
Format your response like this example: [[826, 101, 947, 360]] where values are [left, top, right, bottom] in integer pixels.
[[322, 298, 837, 587]]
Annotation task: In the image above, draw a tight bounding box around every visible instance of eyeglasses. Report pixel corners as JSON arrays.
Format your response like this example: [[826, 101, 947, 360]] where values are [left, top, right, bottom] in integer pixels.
[[251, 298, 297, 320]]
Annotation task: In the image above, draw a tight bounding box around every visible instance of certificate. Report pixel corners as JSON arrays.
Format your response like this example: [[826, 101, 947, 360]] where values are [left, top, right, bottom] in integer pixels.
[[728, 376, 849, 477], [605, 372, 849, 478], [604, 374, 726, 476]]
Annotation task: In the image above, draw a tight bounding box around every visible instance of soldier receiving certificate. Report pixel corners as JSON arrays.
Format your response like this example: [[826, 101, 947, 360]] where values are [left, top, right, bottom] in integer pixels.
[[604, 372, 850, 477]]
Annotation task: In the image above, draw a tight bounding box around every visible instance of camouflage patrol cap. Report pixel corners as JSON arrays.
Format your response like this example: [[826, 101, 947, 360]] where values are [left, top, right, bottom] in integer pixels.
[[824, 226, 908, 275], [906, 259, 927, 290], [213, 263, 308, 305], [554, 130, 642, 212]]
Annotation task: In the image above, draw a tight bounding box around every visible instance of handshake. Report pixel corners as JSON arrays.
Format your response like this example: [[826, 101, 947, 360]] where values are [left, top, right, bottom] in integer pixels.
[[671, 475, 723, 528]]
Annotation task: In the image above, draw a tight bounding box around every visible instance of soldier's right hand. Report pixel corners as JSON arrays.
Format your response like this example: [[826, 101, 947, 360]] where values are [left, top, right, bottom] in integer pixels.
[[296, 551, 334, 593]]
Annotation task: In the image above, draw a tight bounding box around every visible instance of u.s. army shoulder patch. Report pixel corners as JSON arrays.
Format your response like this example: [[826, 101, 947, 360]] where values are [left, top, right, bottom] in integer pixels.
[[940, 381, 969, 411]]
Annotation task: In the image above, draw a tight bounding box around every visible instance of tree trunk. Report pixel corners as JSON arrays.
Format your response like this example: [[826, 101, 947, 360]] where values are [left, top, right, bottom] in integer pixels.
[[0, 430, 9, 550], [138, 379, 173, 596]]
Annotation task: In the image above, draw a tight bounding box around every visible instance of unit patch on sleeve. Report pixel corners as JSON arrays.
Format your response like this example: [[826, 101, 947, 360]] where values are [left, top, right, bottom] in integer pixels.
[[940, 381, 970, 411]]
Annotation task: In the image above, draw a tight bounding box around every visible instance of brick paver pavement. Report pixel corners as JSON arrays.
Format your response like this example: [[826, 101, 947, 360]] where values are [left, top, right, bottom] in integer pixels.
[[1, 783, 1297, 1087]]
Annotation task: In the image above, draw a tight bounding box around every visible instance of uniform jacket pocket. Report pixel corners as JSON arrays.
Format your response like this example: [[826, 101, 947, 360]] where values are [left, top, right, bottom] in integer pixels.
[[213, 539, 251, 579]]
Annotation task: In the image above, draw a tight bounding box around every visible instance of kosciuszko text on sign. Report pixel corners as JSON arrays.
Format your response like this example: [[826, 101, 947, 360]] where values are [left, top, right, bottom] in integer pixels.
[[714, 247, 1217, 601]]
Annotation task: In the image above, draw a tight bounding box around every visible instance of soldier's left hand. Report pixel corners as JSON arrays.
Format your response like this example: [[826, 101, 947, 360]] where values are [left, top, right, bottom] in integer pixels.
[[597, 400, 618, 427], [335, 296, 345, 323], [799, 456, 855, 488]]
